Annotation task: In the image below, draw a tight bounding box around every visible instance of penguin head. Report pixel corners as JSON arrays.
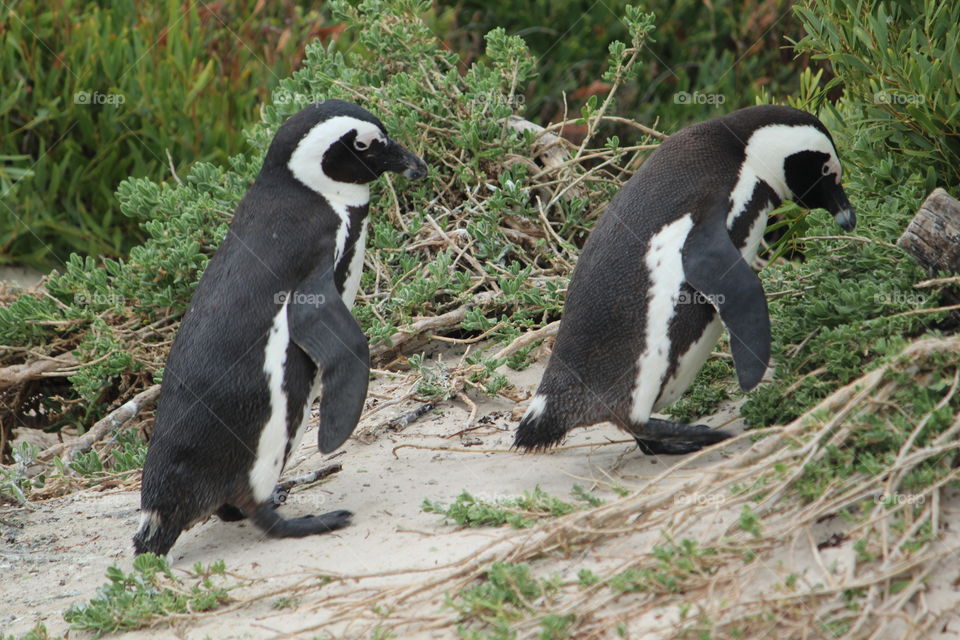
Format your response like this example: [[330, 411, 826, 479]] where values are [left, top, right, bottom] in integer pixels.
[[264, 100, 427, 196], [733, 106, 856, 231], [781, 134, 856, 232]]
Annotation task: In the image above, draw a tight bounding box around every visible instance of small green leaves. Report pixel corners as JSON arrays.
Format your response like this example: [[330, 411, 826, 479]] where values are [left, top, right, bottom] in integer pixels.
[[422, 486, 600, 529], [63, 554, 231, 636]]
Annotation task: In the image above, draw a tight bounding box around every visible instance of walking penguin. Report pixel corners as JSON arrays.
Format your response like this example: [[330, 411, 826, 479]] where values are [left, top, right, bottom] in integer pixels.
[[134, 100, 427, 556], [514, 105, 856, 455]]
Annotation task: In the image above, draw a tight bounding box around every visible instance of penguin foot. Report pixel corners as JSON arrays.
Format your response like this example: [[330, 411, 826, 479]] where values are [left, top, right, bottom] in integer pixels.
[[216, 504, 248, 521], [635, 439, 711, 455], [251, 504, 353, 539], [629, 418, 732, 456]]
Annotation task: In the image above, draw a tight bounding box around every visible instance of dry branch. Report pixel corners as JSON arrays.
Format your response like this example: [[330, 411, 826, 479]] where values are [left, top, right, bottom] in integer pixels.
[[263, 336, 960, 640], [0, 352, 78, 390], [37, 383, 161, 461], [370, 291, 497, 362], [490, 320, 559, 362], [275, 463, 343, 492]]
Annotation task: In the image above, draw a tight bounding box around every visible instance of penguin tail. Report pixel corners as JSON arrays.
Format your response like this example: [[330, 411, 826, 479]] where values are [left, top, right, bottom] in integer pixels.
[[133, 510, 182, 557], [250, 503, 352, 539], [513, 394, 570, 452]]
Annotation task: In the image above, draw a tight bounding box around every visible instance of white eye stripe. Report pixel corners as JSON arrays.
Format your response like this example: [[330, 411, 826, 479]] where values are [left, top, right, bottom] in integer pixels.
[[354, 128, 384, 151], [287, 115, 375, 205]]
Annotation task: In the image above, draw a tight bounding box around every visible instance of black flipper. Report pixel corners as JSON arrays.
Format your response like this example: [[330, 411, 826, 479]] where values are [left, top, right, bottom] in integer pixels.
[[287, 264, 370, 453], [681, 203, 771, 391]]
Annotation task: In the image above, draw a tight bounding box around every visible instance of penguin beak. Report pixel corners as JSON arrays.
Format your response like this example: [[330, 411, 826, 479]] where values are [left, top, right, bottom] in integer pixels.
[[834, 207, 856, 232], [827, 187, 857, 232], [385, 139, 427, 180]]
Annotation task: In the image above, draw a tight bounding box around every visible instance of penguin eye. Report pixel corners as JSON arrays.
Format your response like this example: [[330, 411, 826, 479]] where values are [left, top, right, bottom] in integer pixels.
[[821, 164, 831, 175], [353, 138, 369, 152]]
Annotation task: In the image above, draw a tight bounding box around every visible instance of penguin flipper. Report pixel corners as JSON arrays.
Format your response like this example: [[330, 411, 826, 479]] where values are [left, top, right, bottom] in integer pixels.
[[288, 265, 370, 453], [681, 207, 771, 391]]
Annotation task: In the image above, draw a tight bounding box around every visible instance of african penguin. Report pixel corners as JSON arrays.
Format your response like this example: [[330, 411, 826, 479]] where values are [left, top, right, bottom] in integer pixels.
[[514, 105, 856, 455], [134, 100, 427, 556]]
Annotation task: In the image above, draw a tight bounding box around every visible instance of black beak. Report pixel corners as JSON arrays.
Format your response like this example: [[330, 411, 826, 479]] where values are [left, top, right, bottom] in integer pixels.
[[827, 186, 856, 232], [387, 139, 427, 180], [834, 207, 856, 232]]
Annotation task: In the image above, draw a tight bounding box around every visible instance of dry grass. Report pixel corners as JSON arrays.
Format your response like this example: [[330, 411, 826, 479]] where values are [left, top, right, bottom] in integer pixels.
[[197, 336, 960, 639]]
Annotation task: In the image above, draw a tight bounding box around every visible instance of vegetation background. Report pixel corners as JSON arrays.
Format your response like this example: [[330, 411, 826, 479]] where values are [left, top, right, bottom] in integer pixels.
[[2, 0, 959, 637]]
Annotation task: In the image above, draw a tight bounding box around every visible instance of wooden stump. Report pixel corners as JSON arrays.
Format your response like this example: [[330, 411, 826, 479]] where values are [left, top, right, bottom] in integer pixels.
[[897, 188, 960, 274]]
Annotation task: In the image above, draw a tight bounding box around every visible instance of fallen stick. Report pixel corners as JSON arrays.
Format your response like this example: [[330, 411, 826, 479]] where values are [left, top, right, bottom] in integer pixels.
[[490, 320, 560, 362], [0, 352, 78, 390], [275, 463, 344, 492], [370, 291, 497, 361], [271, 463, 344, 506], [356, 402, 435, 444], [38, 384, 161, 461], [383, 402, 435, 431]]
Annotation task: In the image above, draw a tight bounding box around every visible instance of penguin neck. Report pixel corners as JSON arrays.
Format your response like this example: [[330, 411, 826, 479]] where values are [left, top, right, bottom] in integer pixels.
[[328, 196, 369, 269], [726, 168, 782, 263]]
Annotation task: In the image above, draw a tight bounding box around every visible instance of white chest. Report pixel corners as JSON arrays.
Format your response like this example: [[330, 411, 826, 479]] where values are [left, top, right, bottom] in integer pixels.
[[340, 219, 368, 310]]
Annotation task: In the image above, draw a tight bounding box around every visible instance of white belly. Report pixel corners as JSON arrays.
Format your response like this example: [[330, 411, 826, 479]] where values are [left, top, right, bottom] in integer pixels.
[[636, 194, 772, 419], [250, 299, 292, 503], [340, 220, 368, 309], [740, 206, 772, 263], [289, 376, 321, 464], [629, 214, 694, 423], [653, 316, 723, 411]]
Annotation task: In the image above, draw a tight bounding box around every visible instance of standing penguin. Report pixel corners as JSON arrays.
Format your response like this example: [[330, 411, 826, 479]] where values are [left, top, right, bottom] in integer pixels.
[[515, 105, 855, 454], [134, 100, 427, 556]]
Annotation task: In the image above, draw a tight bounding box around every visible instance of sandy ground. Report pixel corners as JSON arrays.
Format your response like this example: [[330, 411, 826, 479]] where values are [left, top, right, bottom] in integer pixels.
[[0, 266, 44, 290], [3, 352, 959, 638]]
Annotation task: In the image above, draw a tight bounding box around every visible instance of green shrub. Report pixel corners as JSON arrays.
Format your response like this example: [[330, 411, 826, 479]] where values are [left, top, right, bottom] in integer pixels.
[[0, 0, 654, 432], [0, 0, 336, 268], [443, 0, 802, 130], [792, 0, 960, 189], [63, 554, 231, 635], [727, 0, 960, 429]]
